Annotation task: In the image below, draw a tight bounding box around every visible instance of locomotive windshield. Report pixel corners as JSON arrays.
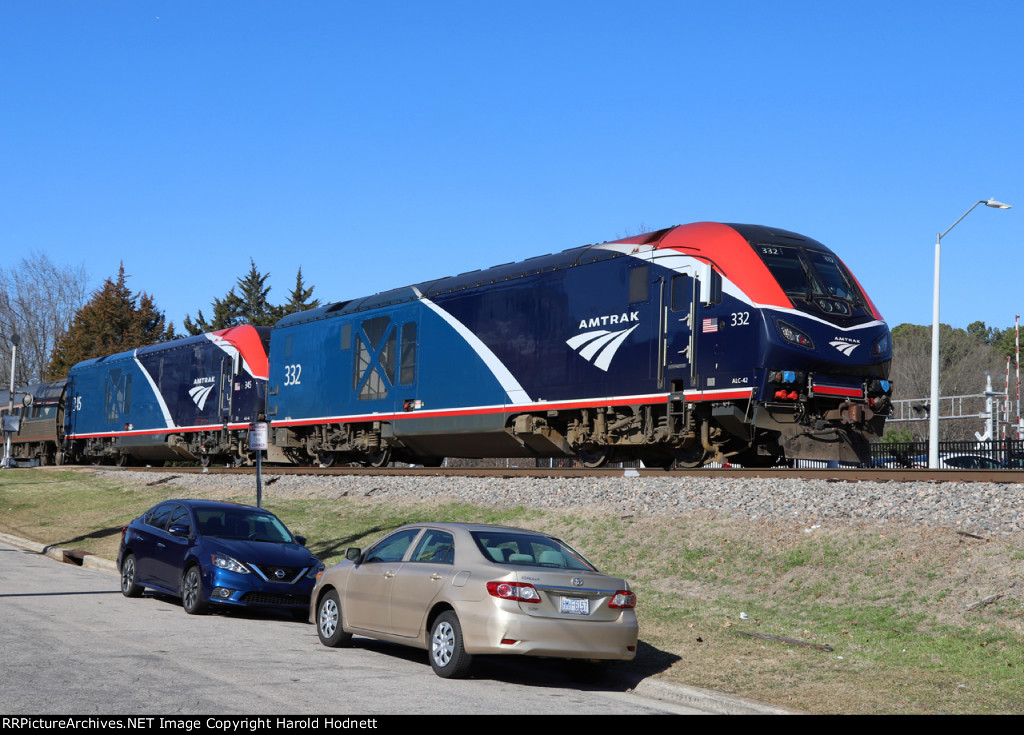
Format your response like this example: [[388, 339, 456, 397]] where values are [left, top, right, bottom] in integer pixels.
[[755, 244, 864, 313]]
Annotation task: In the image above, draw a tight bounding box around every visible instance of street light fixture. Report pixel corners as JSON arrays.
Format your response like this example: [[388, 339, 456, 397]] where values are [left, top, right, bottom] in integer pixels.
[[929, 198, 1012, 469]]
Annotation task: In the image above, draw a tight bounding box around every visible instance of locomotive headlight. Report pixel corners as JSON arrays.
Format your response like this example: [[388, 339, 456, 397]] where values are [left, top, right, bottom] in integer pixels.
[[777, 320, 814, 349], [872, 333, 891, 357]]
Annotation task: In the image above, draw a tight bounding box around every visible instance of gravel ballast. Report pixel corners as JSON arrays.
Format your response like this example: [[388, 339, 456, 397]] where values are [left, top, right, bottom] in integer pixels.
[[104, 470, 1024, 538]]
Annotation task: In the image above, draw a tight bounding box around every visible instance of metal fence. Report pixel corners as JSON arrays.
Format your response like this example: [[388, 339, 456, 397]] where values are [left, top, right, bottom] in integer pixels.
[[864, 439, 1024, 469], [526, 439, 1024, 470]]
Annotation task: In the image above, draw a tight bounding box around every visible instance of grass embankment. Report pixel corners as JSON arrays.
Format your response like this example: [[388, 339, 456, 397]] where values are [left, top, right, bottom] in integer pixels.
[[1, 468, 1022, 714]]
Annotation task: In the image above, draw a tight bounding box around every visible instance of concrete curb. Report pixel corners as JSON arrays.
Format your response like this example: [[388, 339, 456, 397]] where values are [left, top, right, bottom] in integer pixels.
[[630, 677, 802, 715], [0, 531, 118, 574]]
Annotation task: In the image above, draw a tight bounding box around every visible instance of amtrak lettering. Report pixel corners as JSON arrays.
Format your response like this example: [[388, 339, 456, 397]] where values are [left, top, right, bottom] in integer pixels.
[[576, 311, 640, 330]]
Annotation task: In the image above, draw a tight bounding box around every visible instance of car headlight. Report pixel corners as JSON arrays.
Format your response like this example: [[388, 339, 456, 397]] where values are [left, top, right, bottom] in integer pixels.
[[307, 561, 325, 579], [212, 554, 250, 574]]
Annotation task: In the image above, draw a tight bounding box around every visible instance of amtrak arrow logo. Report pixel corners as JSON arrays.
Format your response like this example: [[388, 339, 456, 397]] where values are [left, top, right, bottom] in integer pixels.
[[830, 339, 859, 356], [189, 384, 214, 410], [566, 325, 639, 371]]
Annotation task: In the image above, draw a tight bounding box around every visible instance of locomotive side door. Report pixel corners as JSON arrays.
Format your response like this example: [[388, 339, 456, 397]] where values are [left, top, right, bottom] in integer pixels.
[[660, 272, 697, 391], [219, 354, 236, 423]]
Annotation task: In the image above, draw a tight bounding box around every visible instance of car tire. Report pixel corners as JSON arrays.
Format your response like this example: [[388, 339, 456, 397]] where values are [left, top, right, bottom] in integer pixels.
[[181, 565, 209, 615], [316, 590, 353, 647], [120, 554, 144, 598], [429, 611, 473, 679]]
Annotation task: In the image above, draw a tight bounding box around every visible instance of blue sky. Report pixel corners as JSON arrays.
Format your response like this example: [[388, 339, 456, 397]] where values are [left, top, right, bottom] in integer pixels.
[[2, 1, 1022, 334]]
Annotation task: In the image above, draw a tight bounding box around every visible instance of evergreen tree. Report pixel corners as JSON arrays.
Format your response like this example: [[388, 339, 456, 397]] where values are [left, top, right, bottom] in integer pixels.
[[46, 264, 175, 378], [281, 266, 319, 316], [184, 261, 319, 334]]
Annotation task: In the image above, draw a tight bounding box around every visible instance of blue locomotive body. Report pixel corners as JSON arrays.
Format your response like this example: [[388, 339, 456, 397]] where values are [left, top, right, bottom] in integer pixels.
[[64, 326, 271, 466], [267, 222, 892, 467]]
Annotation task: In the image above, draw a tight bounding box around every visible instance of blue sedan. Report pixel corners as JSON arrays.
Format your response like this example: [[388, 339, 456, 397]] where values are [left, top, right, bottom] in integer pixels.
[[117, 499, 322, 616]]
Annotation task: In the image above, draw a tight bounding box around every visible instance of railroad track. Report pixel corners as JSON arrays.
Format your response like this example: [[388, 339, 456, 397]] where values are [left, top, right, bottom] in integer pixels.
[[81, 464, 1024, 484]]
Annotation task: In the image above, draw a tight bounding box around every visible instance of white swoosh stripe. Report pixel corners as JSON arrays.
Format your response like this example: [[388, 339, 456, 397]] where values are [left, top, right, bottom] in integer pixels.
[[418, 296, 532, 404]]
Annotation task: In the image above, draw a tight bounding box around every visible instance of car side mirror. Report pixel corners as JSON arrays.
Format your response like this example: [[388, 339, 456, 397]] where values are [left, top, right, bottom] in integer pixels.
[[294, 535, 307, 546], [345, 547, 362, 563], [168, 525, 190, 538]]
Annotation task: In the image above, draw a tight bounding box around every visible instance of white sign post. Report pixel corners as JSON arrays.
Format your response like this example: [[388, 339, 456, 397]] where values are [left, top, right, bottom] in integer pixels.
[[248, 421, 268, 507]]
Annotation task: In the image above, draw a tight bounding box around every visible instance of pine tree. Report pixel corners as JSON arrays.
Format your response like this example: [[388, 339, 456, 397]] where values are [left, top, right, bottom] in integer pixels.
[[281, 266, 319, 316], [184, 259, 283, 334], [184, 261, 320, 334], [46, 264, 175, 378]]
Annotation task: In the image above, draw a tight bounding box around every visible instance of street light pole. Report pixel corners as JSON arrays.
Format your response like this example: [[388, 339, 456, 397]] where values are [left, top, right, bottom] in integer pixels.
[[929, 198, 1012, 468], [2, 333, 21, 469]]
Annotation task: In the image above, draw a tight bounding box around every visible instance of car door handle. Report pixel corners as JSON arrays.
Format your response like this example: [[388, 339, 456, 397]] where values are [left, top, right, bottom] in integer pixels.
[[384, 570, 396, 578], [430, 573, 444, 581]]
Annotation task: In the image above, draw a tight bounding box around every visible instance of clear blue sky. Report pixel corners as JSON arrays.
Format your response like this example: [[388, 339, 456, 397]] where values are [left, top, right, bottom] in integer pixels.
[[2, 2, 1022, 333]]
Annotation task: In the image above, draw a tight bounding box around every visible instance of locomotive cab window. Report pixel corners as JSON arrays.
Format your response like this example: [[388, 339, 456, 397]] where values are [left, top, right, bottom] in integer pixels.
[[755, 243, 870, 319], [670, 274, 693, 312], [804, 250, 861, 303], [628, 266, 650, 304], [756, 244, 822, 298]]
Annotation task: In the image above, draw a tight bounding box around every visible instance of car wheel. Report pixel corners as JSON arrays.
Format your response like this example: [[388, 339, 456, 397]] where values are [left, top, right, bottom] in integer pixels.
[[316, 590, 353, 647], [120, 554, 144, 598], [429, 611, 473, 679], [181, 565, 209, 615]]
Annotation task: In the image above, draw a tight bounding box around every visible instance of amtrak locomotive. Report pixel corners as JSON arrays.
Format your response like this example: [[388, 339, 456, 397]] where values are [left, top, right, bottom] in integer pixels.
[[0, 222, 892, 468], [62, 326, 270, 466], [268, 222, 892, 468]]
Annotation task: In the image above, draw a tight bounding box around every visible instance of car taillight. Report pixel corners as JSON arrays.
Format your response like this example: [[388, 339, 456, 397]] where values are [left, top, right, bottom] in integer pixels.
[[609, 590, 637, 609], [487, 581, 541, 603]]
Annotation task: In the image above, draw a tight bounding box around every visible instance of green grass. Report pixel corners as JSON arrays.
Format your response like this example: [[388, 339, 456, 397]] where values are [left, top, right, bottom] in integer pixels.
[[1, 467, 1022, 714]]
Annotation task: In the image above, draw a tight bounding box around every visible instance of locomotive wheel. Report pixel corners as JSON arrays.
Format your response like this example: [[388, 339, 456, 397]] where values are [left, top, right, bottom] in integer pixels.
[[578, 448, 609, 469], [672, 446, 709, 469], [360, 447, 392, 468]]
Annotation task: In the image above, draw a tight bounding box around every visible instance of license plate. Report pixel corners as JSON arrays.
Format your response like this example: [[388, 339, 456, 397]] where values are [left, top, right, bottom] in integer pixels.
[[560, 596, 590, 615]]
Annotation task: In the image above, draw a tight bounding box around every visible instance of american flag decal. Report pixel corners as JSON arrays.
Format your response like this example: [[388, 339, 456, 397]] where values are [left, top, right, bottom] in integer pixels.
[[702, 317, 718, 333]]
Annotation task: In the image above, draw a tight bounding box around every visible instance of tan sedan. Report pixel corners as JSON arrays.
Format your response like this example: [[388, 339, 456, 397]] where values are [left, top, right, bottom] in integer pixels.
[[310, 522, 638, 678]]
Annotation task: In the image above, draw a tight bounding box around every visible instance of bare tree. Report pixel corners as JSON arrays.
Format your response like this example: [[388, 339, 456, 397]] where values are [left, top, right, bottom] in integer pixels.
[[0, 253, 89, 387], [889, 323, 1008, 441]]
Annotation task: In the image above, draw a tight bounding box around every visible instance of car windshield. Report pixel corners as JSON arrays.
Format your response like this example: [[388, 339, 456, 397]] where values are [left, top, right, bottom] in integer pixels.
[[196, 508, 294, 543], [470, 530, 596, 571]]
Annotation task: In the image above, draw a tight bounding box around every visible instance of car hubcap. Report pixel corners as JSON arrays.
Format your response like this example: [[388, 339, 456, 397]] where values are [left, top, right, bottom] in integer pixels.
[[122, 559, 134, 591], [319, 599, 338, 638], [432, 621, 454, 667]]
